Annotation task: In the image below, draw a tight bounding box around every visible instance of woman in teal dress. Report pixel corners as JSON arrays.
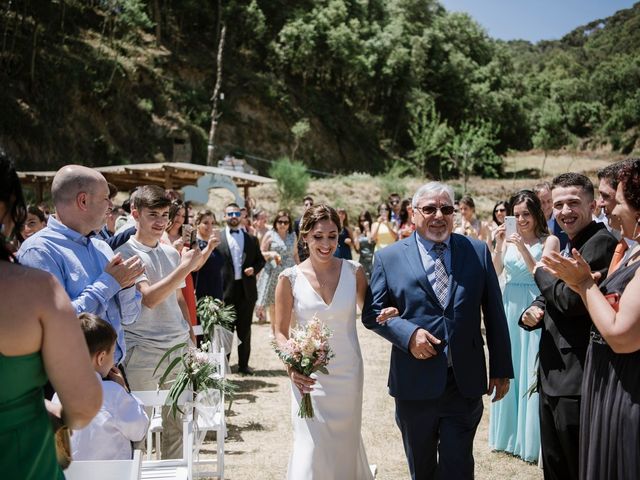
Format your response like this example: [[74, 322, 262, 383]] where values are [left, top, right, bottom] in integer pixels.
[[0, 151, 101, 479], [489, 190, 559, 462]]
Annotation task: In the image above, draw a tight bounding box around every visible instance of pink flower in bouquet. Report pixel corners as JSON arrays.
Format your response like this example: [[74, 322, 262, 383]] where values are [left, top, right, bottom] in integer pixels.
[[273, 314, 334, 418]]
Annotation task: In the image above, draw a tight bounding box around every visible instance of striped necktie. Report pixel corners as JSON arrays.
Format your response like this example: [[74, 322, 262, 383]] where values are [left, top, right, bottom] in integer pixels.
[[433, 243, 448, 307]]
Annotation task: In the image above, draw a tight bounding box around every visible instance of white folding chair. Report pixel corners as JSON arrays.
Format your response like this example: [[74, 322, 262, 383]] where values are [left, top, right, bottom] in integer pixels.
[[192, 349, 226, 479], [131, 389, 194, 480], [65, 449, 142, 480]]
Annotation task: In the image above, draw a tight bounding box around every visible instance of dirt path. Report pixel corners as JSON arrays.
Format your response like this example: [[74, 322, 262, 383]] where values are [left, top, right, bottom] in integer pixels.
[[204, 321, 543, 479]]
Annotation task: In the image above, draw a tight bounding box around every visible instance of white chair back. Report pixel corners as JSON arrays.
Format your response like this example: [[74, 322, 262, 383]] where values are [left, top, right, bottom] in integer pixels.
[[65, 449, 142, 480]]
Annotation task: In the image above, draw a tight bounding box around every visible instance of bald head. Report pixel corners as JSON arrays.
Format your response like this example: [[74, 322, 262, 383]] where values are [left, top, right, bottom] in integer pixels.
[[51, 165, 106, 207]]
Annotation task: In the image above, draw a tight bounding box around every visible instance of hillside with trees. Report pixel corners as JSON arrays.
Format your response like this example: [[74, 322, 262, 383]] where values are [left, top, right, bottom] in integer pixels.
[[1, 1, 638, 175]]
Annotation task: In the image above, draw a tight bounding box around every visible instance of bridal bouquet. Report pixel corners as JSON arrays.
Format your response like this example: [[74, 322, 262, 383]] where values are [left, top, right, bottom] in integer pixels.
[[273, 315, 334, 418], [154, 344, 237, 417], [196, 296, 236, 354]]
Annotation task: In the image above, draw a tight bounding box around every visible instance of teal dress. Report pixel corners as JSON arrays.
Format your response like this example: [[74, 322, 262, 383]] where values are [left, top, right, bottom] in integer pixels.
[[0, 351, 63, 479], [489, 243, 542, 462]]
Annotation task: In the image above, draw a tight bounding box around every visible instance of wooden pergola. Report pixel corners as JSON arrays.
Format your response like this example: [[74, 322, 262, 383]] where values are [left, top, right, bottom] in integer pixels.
[[18, 162, 275, 202]]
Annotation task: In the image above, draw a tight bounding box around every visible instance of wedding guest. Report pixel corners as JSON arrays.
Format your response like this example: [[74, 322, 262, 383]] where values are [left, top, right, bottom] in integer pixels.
[[541, 158, 640, 480], [162, 199, 199, 326], [53, 313, 148, 461], [398, 199, 415, 239], [490, 200, 509, 234], [334, 207, 354, 259], [388, 192, 403, 227], [354, 210, 375, 280], [217, 202, 265, 375], [0, 152, 101, 479], [455, 195, 492, 250], [294, 196, 314, 262], [596, 160, 638, 270], [21, 205, 47, 239], [256, 210, 299, 325], [116, 185, 209, 458], [489, 190, 559, 462], [520, 173, 617, 480], [17, 165, 144, 374], [371, 202, 398, 251], [534, 182, 569, 250], [192, 209, 224, 302], [275, 204, 398, 479], [252, 208, 270, 242]]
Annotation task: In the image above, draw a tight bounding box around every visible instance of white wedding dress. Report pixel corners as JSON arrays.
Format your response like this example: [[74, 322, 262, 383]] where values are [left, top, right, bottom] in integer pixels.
[[281, 259, 374, 480]]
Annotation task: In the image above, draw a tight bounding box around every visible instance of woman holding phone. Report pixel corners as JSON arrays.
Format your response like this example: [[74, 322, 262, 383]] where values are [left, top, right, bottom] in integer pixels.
[[163, 199, 198, 325], [489, 190, 559, 462], [192, 210, 224, 302]]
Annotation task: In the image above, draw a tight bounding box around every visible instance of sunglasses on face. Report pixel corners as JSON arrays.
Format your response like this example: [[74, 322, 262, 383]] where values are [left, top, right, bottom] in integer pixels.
[[416, 205, 455, 216], [495, 208, 507, 213], [227, 211, 241, 217], [277, 220, 290, 225], [390, 200, 400, 205]]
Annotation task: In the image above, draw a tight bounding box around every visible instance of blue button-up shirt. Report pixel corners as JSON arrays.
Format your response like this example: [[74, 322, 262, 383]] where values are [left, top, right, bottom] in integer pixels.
[[17, 216, 141, 363]]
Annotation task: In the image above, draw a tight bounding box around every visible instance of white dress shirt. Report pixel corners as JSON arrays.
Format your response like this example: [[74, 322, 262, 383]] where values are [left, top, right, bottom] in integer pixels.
[[53, 373, 149, 460], [226, 226, 245, 280]]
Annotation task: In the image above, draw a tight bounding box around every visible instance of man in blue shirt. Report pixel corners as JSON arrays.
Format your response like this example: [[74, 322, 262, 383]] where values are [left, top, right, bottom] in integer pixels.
[[17, 165, 144, 368]]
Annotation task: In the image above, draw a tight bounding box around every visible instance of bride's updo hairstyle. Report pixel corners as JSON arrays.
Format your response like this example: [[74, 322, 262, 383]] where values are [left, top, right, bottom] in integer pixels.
[[298, 204, 341, 245]]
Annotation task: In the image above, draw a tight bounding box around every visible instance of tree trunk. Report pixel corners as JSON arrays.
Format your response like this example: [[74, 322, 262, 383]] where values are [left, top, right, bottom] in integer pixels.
[[206, 24, 226, 166], [540, 150, 548, 178], [153, 0, 161, 45], [29, 21, 39, 90]]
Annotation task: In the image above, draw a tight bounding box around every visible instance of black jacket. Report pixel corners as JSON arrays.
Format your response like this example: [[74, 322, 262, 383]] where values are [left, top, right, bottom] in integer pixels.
[[519, 221, 617, 396], [217, 230, 265, 304]]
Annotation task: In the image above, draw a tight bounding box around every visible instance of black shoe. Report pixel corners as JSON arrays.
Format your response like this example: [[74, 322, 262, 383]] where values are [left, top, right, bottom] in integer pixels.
[[238, 366, 254, 376]]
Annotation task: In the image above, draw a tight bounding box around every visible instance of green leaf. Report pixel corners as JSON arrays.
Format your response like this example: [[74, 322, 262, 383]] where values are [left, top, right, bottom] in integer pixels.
[[156, 355, 183, 387], [153, 342, 186, 376]]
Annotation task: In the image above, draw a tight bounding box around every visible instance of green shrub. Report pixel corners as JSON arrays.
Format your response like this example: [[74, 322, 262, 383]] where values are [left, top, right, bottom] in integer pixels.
[[268, 157, 310, 207]]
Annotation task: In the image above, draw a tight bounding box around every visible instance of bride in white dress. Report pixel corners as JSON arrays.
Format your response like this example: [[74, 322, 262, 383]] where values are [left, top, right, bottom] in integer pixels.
[[274, 205, 395, 480]]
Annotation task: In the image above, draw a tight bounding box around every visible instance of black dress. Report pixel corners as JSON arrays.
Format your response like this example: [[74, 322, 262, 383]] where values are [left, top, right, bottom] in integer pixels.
[[192, 240, 224, 300], [580, 252, 640, 480]]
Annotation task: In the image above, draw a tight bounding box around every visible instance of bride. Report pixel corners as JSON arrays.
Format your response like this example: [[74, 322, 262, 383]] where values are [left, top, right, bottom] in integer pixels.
[[273, 204, 395, 479]]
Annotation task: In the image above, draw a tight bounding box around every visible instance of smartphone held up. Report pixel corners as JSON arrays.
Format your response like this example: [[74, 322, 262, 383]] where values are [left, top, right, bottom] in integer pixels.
[[504, 216, 517, 237]]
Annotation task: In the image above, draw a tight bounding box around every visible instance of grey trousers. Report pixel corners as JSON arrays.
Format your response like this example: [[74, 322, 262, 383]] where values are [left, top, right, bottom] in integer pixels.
[[125, 343, 184, 459]]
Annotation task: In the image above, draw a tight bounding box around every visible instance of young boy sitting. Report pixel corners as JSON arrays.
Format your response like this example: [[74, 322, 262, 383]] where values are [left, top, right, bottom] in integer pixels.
[[53, 313, 149, 460]]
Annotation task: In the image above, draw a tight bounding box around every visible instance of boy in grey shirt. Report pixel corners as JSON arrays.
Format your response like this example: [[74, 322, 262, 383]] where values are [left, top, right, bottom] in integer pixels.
[[116, 185, 215, 458]]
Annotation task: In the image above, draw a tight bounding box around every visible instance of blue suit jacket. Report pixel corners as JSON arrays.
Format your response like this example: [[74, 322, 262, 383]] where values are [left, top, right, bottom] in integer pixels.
[[362, 232, 513, 400]]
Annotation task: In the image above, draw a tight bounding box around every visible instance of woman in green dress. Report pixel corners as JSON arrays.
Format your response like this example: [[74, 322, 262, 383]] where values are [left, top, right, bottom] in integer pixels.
[[0, 151, 102, 479]]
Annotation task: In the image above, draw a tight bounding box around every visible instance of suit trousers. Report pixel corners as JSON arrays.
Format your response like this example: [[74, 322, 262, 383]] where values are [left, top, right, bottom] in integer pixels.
[[395, 368, 483, 480], [539, 388, 580, 480], [228, 279, 255, 370]]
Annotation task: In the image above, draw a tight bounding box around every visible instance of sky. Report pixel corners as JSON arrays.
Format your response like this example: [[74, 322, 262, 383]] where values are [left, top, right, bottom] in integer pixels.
[[439, 0, 638, 42]]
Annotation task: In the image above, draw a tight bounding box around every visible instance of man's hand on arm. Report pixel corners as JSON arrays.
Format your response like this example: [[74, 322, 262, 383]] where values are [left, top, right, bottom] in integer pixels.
[[408, 328, 442, 360]]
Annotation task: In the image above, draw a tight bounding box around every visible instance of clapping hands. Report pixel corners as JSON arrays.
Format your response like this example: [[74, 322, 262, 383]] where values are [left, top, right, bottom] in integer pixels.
[[105, 253, 145, 289]]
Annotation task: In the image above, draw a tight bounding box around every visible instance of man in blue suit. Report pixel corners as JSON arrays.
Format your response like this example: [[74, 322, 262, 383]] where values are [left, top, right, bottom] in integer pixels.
[[363, 181, 513, 480]]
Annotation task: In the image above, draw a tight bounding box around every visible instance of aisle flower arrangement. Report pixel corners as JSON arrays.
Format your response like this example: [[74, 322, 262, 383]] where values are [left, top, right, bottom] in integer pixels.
[[154, 344, 237, 417], [196, 296, 236, 354], [273, 315, 334, 418]]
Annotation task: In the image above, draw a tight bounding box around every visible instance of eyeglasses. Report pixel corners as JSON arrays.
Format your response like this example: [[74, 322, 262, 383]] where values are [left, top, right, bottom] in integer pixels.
[[494, 208, 507, 213], [277, 220, 290, 225], [416, 205, 455, 216], [227, 211, 241, 218]]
